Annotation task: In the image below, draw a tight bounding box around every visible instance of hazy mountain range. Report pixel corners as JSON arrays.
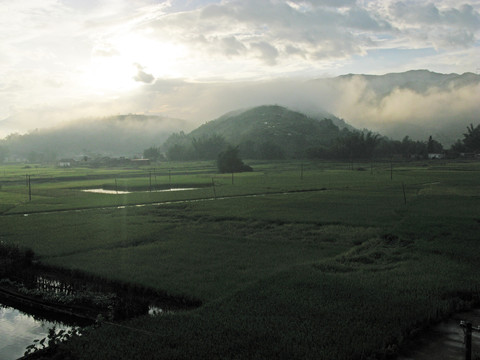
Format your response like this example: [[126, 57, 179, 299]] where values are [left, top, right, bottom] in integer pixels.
[[0, 70, 479, 161], [307, 70, 480, 145], [1, 115, 185, 161]]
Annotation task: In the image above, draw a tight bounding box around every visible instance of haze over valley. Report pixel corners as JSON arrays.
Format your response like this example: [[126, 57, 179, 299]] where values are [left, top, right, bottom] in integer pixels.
[[1, 70, 479, 161], [2, 2, 480, 360], [1, 0, 479, 158]]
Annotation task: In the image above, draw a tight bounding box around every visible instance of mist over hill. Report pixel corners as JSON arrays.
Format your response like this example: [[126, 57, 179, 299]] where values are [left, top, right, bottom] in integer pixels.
[[1, 70, 478, 162], [310, 70, 480, 145], [162, 105, 349, 160], [152, 70, 479, 146], [335, 70, 479, 96], [1, 114, 185, 162]]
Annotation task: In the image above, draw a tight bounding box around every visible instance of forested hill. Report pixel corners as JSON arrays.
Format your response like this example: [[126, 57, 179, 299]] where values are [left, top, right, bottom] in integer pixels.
[[163, 105, 348, 160], [1, 114, 185, 162]]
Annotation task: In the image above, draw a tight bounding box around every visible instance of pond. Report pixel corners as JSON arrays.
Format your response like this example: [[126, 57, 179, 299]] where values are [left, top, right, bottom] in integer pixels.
[[0, 304, 71, 360]]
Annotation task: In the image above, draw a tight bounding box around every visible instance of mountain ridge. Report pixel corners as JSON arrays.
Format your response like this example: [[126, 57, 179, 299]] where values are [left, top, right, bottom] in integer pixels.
[[1, 69, 479, 161]]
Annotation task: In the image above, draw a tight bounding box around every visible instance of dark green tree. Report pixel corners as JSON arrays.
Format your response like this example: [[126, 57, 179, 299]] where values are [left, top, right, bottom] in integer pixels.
[[427, 136, 443, 153], [217, 146, 253, 173], [401, 136, 427, 158], [332, 131, 380, 159], [450, 139, 466, 153], [462, 123, 480, 152], [257, 141, 285, 160], [166, 144, 194, 161], [192, 134, 228, 160], [143, 146, 162, 162]]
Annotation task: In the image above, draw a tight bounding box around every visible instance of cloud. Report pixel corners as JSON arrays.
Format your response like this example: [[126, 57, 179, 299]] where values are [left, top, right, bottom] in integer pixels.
[[388, 1, 480, 48], [93, 43, 120, 57], [126, 73, 480, 145], [147, 0, 396, 69], [309, 75, 480, 144], [390, 2, 480, 29], [296, 0, 357, 7], [134, 70, 155, 84], [1, 0, 479, 140], [133, 64, 155, 84], [220, 36, 247, 56], [3, 72, 479, 147], [250, 42, 279, 65]]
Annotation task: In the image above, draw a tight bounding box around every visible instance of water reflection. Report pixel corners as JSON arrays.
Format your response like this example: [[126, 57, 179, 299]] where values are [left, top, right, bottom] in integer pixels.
[[82, 188, 197, 194], [399, 309, 480, 360], [0, 305, 70, 360]]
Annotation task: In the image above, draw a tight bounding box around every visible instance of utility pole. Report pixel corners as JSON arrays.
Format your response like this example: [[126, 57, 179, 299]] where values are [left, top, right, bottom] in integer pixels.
[[28, 175, 31, 201], [460, 321, 480, 360], [211, 178, 217, 199]]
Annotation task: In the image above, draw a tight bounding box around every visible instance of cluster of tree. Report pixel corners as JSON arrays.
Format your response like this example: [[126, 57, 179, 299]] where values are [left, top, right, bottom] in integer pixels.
[[163, 133, 229, 161], [163, 133, 292, 161], [316, 132, 380, 159], [306, 124, 480, 161], [305, 131, 442, 160], [143, 146, 164, 162], [237, 140, 286, 160], [217, 147, 253, 173], [161, 124, 480, 164], [450, 123, 480, 154]]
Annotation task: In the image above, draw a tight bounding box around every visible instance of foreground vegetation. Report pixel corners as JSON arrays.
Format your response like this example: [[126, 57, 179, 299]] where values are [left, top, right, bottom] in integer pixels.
[[1, 160, 480, 359]]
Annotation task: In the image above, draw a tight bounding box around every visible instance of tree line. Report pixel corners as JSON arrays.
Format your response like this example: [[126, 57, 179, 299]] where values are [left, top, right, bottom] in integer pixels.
[[155, 123, 480, 164]]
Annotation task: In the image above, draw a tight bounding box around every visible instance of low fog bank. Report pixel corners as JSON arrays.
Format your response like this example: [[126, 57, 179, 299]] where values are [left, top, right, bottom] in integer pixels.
[[132, 71, 480, 145], [2, 114, 187, 161], [1, 70, 478, 150], [320, 73, 480, 145]]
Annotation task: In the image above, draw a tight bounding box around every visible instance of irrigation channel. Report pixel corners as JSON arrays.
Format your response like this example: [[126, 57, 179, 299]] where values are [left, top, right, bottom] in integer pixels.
[[0, 187, 329, 217]]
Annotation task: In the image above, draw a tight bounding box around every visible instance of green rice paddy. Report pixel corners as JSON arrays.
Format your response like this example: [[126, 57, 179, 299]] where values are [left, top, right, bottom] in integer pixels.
[[1, 160, 479, 359]]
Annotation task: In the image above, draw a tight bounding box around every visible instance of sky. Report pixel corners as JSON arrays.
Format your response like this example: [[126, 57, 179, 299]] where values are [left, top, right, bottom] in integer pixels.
[[1, 0, 479, 137]]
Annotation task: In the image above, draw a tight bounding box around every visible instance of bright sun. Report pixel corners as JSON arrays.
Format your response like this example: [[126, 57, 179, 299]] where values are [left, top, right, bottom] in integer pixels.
[[82, 33, 187, 93]]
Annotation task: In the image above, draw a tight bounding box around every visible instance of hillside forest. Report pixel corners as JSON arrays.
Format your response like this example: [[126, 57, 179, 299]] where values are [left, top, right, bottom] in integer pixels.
[[160, 106, 478, 163], [0, 105, 479, 165]]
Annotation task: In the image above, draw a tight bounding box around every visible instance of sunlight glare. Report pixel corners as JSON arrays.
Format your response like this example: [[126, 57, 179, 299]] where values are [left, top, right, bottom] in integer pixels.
[[82, 33, 187, 93]]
